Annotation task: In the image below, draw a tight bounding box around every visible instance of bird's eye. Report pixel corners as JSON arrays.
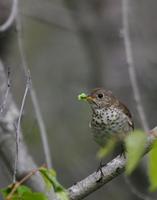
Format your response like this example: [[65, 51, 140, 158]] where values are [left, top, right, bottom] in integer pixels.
[[97, 93, 103, 99]]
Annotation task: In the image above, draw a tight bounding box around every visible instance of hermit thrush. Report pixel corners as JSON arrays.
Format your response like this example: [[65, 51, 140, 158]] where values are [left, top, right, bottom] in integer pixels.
[[85, 88, 134, 147]]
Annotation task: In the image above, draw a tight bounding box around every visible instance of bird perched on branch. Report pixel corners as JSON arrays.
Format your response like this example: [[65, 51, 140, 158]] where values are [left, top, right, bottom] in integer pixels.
[[79, 89, 147, 198], [79, 88, 134, 147]]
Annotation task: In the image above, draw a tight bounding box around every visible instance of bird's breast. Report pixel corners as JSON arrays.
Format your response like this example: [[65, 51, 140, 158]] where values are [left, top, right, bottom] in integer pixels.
[[91, 107, 122, 127], [90, 107, 132, 146]]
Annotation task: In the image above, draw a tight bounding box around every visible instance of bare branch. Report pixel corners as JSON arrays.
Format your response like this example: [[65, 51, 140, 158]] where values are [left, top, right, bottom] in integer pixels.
[[0, 60, 57, 200], [7, 165, 43, 200], [0, 67, 11, 114], [15, 1, 52, 169], [121, 0, 149, 132], [0, 0, 17, 32], [13, 71, 31, 183], [68, 127, 157, 200]]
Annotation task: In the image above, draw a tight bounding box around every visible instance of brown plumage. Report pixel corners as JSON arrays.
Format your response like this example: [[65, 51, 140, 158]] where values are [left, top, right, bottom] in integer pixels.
[[86, 88, 134, 146]]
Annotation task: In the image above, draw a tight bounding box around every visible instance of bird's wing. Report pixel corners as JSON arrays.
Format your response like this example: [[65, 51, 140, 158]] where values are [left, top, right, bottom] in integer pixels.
[[118, 101, 134, 130]]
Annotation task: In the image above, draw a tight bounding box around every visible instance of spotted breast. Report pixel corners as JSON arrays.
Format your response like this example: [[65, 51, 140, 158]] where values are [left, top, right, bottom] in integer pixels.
[[90, 106, 133, 146]]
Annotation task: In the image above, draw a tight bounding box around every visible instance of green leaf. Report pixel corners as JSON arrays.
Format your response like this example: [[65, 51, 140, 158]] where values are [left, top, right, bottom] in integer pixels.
[[39, 167, 64, 191], [1, 184, 13, 198], [1, 185, 48, 200], [125, 130, 147, 175], [57, 190, 69, 200], [148, 140, 157, 192], [39, 167, 69, 200], [16, 185, 32, 195], [39, 168, 56, 190], [77, 93, 87, 101], [97, 138, 117, 158], [20, 192, 48, 200]]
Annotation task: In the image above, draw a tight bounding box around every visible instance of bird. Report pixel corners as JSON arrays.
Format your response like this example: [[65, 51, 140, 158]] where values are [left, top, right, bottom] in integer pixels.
[[85, 88, 134, 147], [82, 89, 145, 197]]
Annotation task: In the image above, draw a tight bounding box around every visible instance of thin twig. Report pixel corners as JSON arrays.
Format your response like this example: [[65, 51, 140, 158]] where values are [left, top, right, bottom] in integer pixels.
[[13, 71, 31, 183], [67, 127, 157, 200], [122, 0, 149, 132], [7, 165, 44, 200], [0, 0, 17, 32], [0, 67, 11, 114], [15, 1, 52, 168], [0, 60, 57, 200]]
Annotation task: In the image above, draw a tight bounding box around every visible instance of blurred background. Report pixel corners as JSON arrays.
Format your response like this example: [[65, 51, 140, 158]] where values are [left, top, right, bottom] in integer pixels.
[[0, 0, 157, 199]]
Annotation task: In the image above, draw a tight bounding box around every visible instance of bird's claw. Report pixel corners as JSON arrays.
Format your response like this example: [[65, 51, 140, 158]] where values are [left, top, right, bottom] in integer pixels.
[[96, 160, 106, 182]]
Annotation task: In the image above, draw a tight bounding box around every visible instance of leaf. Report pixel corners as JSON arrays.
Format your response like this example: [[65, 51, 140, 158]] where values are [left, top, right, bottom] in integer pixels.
[[1, 184, 13, 198], [16, 185, 32, 195], [39, 167, 64, 191], [97, 137, 117, 159], [39, 168, 55, 190], [148, 140, 157, 192], [77, 93, 87, 101], [39, 167, 69, 200], [57, 190, 69, 200], [125, 130, 147, 175], [20, 192, 48, 200], [1, 185, 48, 200]]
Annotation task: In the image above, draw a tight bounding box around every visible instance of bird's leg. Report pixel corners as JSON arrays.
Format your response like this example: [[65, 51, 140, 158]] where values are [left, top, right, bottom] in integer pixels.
[[96, 160, 106, 182], [120, 143, 126, 158]]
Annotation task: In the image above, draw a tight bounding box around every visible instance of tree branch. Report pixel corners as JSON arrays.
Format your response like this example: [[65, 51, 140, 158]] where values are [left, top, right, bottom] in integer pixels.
[[13, 70, 30, 183], [0, 0, 17, 32], [15, 0, 53, 169], [68, 127, 157, 200], [0, 60, 56, 200], [122, 0, 149, 132]]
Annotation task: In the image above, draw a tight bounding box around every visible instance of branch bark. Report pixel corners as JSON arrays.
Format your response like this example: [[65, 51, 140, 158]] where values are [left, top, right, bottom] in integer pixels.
[[67, 127, 157, 200], [0, 1, 56, 198], [15, 0, 53, 169], [0, 0, 17, 32], [0, 60, 56, 200], [122, 0, 149, 132]]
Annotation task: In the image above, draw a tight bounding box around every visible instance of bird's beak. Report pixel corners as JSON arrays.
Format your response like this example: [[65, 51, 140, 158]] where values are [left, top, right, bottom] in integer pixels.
[[86, 95, 95, 103]]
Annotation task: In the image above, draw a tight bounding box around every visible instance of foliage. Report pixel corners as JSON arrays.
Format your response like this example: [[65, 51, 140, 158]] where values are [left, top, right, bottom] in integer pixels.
[[39, 167, 69, 200], [2, 130, 157, 199], [96, 129, 157, 193], [148, 140, 157, 192], [97, 129, 157, 193], [1, 185, 48, 200], [125, 130, 147, 175], [97, 130, 147, 175], [77, 93, 87, 101], [0, 167, 69, 200], [97, 137, 117, 158]]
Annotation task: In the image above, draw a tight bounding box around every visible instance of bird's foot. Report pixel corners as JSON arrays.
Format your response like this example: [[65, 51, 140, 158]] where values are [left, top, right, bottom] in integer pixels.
[[120, 144, 126, 158], [96, 160, 106, 182]]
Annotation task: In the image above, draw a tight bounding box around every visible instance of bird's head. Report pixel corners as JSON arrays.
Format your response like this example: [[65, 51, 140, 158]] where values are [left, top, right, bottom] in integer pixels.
[[85, 88, 116, 110]]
